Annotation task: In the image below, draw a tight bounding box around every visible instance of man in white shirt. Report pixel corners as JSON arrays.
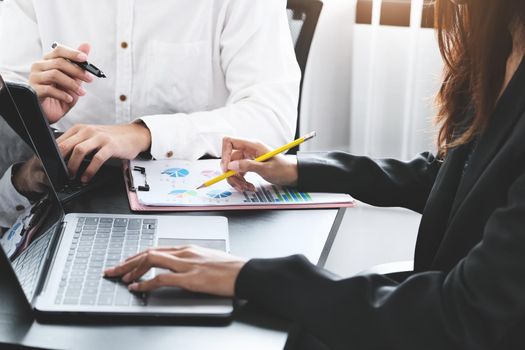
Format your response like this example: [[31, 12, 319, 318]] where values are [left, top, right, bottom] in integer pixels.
[[0, 0, 300, 179], [0, 0, 300, 172]]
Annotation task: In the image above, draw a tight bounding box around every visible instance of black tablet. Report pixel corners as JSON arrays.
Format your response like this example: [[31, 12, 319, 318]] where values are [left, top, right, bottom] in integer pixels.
[[5, 81, 110, 202], [6, 82, 70, 190]]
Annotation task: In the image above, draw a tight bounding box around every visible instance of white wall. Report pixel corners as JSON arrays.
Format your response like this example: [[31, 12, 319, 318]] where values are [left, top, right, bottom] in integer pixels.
[[300, 0, 354, 152], [350, 0, 443, 160], [301, 0, 444, 158]]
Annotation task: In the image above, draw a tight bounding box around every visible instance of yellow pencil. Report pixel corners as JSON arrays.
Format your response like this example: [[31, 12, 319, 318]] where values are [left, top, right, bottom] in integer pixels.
[[196, 131, 317, 190]]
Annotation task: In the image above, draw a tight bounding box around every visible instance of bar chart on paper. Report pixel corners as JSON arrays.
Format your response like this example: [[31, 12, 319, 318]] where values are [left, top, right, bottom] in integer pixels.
[[242, 185, 313, 203], [129, 159, 353, 208]]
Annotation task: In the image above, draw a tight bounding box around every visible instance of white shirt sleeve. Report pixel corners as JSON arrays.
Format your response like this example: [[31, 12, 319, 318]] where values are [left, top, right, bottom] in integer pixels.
[[0, 165, 32, 229], [0, 0, 41, 83], [139, 0, 301, 160]]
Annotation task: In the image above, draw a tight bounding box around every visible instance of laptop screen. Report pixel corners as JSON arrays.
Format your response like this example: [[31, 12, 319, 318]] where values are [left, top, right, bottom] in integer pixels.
[[0, 74, 64, 302]]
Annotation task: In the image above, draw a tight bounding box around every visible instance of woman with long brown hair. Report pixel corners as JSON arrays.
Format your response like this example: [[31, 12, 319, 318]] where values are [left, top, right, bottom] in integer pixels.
[[105, 0, 525, 348]]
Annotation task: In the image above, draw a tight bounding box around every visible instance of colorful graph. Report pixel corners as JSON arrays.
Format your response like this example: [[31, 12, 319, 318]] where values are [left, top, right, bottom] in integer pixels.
[[162, 168, 190, 178], [169, 189, 198, 198], [201, 170, 222, 178], [241, 185, 313, 203], [207, 190, 233, 199]]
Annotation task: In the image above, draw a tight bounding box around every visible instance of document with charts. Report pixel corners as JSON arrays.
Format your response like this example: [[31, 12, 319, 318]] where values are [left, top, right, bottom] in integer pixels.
[[127, 159, 354, 209]]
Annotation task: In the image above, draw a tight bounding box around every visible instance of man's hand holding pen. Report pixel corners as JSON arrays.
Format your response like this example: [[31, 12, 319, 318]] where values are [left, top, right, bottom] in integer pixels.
[[29, 42, 93, 123]]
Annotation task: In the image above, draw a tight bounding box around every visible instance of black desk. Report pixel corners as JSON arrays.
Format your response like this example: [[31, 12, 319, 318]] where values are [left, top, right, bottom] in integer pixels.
[[0, 174, 346, 350]]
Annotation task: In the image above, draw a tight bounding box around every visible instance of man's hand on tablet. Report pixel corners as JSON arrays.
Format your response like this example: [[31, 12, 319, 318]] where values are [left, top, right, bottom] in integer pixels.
[[57, 122, 152, 182]]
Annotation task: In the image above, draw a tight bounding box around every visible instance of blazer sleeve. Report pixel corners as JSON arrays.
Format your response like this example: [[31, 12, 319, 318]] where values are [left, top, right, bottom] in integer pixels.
[[297, 151, 441, 213], [235, 169, 525, 350]]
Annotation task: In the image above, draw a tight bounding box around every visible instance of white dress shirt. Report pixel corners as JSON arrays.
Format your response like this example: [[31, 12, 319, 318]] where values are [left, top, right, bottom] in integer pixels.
[[0, 0, 300, 160]]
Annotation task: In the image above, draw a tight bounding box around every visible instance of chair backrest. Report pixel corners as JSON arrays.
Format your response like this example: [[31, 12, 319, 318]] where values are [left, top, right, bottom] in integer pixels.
[[286, 0, 323, 151]]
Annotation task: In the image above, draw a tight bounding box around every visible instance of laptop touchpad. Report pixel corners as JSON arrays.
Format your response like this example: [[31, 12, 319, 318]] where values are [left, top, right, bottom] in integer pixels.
[[157, 238, 227, 251]]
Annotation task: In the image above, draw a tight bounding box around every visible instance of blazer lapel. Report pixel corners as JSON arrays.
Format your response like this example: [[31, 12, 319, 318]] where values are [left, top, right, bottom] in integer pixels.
[[449, 56, 525, 216], [414, 145, 469, 271]]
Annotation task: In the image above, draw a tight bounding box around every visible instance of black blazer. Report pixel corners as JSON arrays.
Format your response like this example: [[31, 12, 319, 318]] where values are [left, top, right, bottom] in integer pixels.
[[234, 59, 525, 350]]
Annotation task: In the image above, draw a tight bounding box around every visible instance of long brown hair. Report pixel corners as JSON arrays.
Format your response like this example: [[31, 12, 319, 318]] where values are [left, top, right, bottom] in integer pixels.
[[434, 0, 525, 155]]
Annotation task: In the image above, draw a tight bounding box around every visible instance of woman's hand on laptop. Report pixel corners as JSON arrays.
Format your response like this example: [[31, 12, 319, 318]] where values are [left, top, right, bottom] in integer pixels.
[[29, 43, 94, 124], [104, 246, 247, 297], [57, 122, 152, 182], [220, 137, 298, 191]]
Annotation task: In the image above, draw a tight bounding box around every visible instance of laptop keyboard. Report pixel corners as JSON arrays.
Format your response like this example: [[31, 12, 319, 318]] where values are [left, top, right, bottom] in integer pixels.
[[12, 228, 54, 300], [55, 217, 157, 307]]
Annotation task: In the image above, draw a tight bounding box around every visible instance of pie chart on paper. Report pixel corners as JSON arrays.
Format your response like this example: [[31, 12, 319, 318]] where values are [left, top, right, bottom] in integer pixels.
[[162, 168, 190, 178], [169, 190, 198, 198], [207, 190, 233, 199]]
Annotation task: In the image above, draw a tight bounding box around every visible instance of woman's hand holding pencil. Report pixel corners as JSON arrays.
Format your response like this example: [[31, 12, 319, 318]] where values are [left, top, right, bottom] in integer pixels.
[[219, 137, 299, 192], [195, 133, 316, 192]]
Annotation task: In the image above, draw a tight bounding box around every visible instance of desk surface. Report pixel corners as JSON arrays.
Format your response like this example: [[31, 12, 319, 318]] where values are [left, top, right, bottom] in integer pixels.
[[0, 172, 346, 350]]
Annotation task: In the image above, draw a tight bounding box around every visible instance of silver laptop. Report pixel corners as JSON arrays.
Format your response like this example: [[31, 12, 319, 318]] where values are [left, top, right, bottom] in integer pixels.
[[0, 74, 233, 318]]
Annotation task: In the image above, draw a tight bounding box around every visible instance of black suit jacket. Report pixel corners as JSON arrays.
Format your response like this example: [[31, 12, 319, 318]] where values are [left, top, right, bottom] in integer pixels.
[[234, 60, 525, 349]]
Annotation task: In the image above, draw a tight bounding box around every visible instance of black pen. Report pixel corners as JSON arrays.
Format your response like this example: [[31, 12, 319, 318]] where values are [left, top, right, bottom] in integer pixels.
[[51, 42, 107, 78]]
